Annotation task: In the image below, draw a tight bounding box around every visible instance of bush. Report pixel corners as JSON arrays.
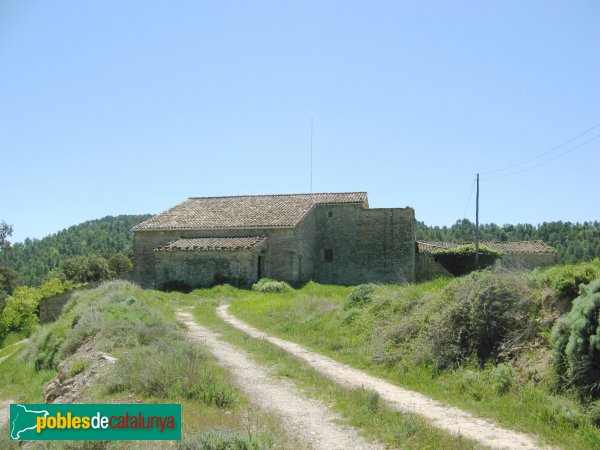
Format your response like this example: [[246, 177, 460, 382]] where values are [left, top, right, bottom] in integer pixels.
[[552, 278, 600, 398], [538, 396, 584, 428], [429, 270, 534, 368], [586, 399, 600, 426], [60, 309, 103, 357], [345, 284, 377, 309], [0, 286, 42, 337], [490, 363, 514, 394], [539, 261, 600, 303], [178, 428, 273, 450], [252, 278, 292, 293]]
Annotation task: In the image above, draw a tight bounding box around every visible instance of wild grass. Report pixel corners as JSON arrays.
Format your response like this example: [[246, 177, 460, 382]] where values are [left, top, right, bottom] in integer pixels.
[[223, 269, 600, 449], [191, 297, 479, 449], [178, 428, 274, 450], [1, 281, 297, 449], [0, 346, 55, 401]]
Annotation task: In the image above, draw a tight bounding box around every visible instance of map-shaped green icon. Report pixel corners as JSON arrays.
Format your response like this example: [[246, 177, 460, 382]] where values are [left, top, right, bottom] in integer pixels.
[[10, 404, 49, 440]]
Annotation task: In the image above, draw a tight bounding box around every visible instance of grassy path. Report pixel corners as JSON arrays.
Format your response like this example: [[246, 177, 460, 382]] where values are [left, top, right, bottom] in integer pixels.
[[177, 309, 384, 450], [0, 339, 29, 365], [218, 304, 550, 450]]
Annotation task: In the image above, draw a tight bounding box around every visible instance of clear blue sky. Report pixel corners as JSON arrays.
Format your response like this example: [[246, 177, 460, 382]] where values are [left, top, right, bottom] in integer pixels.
[[2, 1, 599, 243]]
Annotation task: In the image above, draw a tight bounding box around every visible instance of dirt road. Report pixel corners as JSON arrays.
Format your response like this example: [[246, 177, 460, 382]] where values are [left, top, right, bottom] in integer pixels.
[[218, 304, 549, 450], [0, 400, 15, 428], [177, 310, 383, 450]]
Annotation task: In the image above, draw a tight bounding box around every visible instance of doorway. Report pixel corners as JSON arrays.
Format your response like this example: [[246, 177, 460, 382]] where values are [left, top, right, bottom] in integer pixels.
[[257, 256, 264, 280]]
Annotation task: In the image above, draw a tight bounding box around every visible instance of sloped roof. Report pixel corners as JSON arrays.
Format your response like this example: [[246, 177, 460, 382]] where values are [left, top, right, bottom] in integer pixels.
[[133, 192, 368, 231], [155, 236, 268, 252], [417, 240, 555, 255]]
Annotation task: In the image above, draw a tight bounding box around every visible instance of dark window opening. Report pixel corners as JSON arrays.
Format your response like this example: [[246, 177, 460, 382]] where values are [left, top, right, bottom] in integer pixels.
[[257, 256, 264, 279], [324, 249, 333, 263], [328, 211, 333, 218]]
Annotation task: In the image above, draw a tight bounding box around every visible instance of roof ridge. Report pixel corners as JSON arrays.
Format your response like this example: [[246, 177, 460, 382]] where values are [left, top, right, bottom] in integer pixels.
[[188, 192, 368, 200]]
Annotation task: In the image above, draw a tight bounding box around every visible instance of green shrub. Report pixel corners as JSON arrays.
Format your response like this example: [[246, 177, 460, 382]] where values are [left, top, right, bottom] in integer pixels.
[[552, 278, 600, 398], [345, 284, 377, 309], [60, 310, 103, 357], [490, 363, 514, 394], [0, 286, 42, 336], [39, 278, 75, 298], [540, 261, 600, 303], [178, 428, 273, 450], [429, 270, 534, 368], [538, 396, 584, 428], [67, 359, 90, 378], [0, 278, 76, 342], [252, 279, 292, 293], [34, 325, 68, 370], [586, 399, 600, 426]]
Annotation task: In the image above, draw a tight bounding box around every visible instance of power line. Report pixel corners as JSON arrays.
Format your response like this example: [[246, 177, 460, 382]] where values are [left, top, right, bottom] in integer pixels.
[[483, 132, 600, 181], [482, 120, 600, 176]]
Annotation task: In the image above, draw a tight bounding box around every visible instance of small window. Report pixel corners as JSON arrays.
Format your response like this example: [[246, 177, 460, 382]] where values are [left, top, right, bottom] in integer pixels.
[[324, 249, 333, 263], [328, 211, 333, 218]]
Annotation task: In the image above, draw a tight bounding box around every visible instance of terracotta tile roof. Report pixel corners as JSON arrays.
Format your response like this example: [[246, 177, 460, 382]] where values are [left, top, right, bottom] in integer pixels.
[[155, 236, 268, 252], [417, 240, 555, 255], [133, 192, 368, 230]]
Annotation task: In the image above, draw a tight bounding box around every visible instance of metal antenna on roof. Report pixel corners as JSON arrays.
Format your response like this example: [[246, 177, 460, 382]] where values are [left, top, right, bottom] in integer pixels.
[[310, 117, 313, 193]]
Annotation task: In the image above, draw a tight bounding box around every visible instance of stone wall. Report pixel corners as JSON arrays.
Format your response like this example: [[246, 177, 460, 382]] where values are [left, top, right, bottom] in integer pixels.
[[38, 290, 74, 324], [291, 211, 316, 284], [154, 250, 258, 289], [38, 283, 100, 323], [133, 228, 298, 288], [497, 253, 556, 270], [313, 205, 415, 285]]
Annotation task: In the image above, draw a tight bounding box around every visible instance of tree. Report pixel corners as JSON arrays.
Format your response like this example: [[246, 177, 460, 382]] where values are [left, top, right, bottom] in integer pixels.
[[61, 255, 110, 283], [0, 221, 17, 301], [552, 279, 600, 398], [6, 214, 149, 286], [109, 253, 133, 278]]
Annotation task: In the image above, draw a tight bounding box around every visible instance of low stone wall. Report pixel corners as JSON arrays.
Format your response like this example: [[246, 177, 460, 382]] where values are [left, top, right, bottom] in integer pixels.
[[497, 253, 556, 270], [37, 283, 100, 324], [415, 252, 557, 281], [415, 254, 453, 282]]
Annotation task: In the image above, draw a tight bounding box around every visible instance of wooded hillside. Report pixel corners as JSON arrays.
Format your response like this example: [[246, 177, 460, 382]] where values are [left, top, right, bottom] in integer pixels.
[[6, 215, 150, 286], [417, 220, 600, 263]]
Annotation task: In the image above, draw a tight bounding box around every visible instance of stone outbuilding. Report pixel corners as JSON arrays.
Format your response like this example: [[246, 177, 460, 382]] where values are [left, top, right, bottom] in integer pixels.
[[132, 192, 416, 289], [415, 240, 556, 281]]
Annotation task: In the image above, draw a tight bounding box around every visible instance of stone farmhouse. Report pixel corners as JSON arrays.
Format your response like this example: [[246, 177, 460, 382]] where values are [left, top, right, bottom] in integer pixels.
[[132, 192, 416, 289]]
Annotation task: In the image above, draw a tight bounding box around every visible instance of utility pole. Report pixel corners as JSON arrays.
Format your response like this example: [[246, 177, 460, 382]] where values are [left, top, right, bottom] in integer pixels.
[[475, 173, 480, 270]]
